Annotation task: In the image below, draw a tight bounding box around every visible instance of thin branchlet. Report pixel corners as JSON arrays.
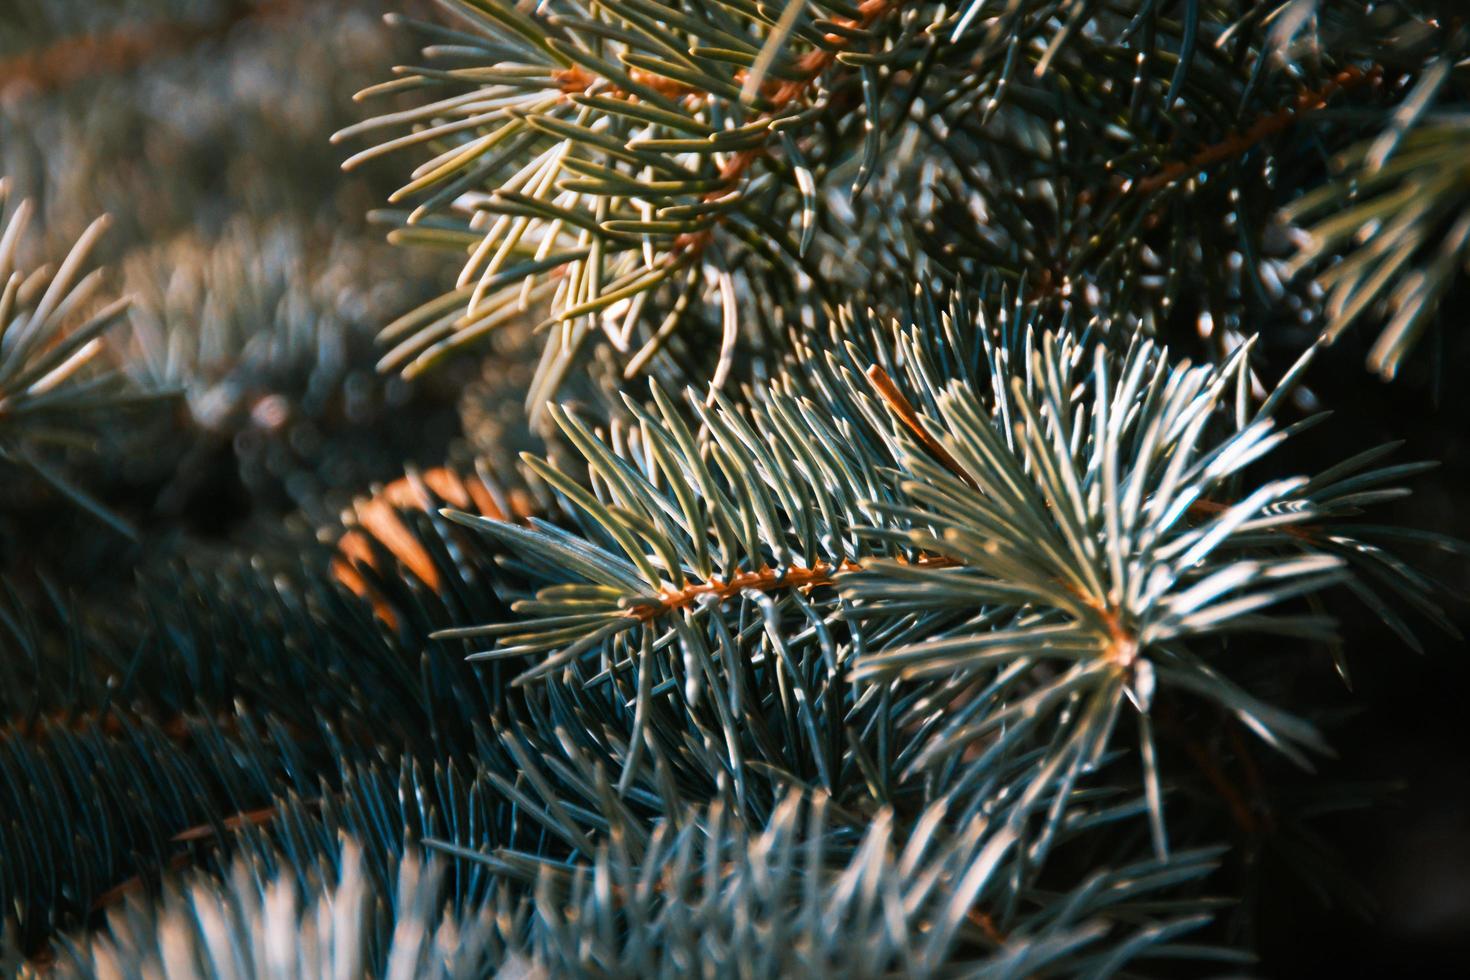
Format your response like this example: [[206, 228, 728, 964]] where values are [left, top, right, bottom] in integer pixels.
[[1127, 65, 1384, 197]]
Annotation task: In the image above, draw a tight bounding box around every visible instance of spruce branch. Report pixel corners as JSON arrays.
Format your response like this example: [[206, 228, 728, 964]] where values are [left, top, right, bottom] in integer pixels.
[[439, 293, 1450, 872], [433, 785, 1236, 978], [40, 795, 1238, 979], [0, 461, 528, 770], [1127, 64, 1383, 198], [37, 840, 505, 979], [0, 179, 168, 536], [5, 1, 1467, 971], [1285, 114, 1470, 377], [0, 706, 322, 952], [348, 0, 1470, 396], [340, 0, 936, 402]]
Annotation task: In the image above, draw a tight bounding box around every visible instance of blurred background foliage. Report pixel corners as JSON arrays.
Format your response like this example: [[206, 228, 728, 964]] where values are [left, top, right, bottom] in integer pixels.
[[0, 1, 498, 555]]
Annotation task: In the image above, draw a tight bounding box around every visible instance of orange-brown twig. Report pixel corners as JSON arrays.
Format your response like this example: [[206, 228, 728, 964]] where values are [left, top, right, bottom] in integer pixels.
[[87, 852, 195, 913], [1127, 64, 1383, 197], [550, 0, 907, 261], [673, 0, 906, 256], [170, 803, 297, 843], [628, 554, 960, 623], [86, 801, 318, 915], [866, 364, 980, 489], [4, 710, 186, 741], [0, 0, 301, 97], [619, 361, 976, 625], [967, 907, 1009, 945]]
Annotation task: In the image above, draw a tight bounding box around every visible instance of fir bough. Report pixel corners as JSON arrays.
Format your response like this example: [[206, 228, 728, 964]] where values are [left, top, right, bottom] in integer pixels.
[[1, 0, 1466, 974]]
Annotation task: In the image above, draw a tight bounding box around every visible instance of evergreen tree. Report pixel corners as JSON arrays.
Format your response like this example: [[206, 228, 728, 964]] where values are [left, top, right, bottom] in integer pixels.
[[1, 0, 1467, 975]]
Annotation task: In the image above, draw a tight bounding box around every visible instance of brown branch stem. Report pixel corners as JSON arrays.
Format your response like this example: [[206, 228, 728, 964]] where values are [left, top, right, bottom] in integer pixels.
[[551, 0, 906, 262], [1126, 64, 1384, 198], [0, 0, 303, 98], [629, 554, 961, 623]]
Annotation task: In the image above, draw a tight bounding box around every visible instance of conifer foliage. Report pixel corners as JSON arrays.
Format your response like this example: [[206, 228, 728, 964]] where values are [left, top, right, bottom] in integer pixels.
[[2, 0, 1467, 976]]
